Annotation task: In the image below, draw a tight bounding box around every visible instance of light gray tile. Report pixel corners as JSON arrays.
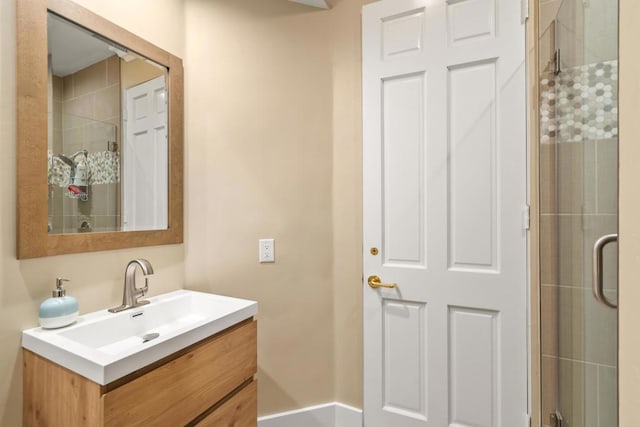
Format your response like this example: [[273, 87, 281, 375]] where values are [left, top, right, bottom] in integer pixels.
[[551, 214, 617, 289], [542, 285, 558, 356], [540, 214, 559, 285], [540, 143, 556, 214], [94, 215, 118, 232], [556, 214, 584, 287], [63, 93, 96, 123], [598, 365, 618, 427], [72, 60, 107, 97], [557, 287, 617, 366], [558, 359, 598, 427], [62, 215, 77, 233], [542, 355, 558, 423], [596, 139, 618, 215], [94, 85, 120, 121], [553, 141, 597, 214], [107, 183, 119, 216], [582, 141, 597, 214], [62, 191, 77, 217], [106, 55, 120, 86], [77, 192, 93, 216], [91, 184, 109, 216]]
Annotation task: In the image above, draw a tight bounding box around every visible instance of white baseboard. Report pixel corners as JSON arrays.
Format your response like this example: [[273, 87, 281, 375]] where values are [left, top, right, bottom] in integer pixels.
[[258, 402, 362, 427], [334, 403, 363, 427]]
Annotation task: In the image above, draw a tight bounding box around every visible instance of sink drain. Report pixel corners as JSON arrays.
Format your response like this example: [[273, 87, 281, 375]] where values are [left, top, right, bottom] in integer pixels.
[[142, 332, 159, 343]]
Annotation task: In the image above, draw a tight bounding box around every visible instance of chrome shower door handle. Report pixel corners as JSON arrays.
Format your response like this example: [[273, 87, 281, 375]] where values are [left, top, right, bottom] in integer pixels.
[[592, 233, 618, 309]]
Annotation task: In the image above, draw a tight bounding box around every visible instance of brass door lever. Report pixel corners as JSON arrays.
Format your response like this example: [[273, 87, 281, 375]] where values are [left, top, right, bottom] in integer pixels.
[[367, 275, 397, 289]]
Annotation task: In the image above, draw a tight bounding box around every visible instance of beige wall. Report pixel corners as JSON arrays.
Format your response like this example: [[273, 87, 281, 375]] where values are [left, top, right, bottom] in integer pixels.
[[619, 0, 640, 424], [1, 0, 369, 423], [0, 1, 185, 425], [185, 0, 334, 413], [183, 0, 370, 415], [121, 57, 165, 90], [328, 0, 367, 409]]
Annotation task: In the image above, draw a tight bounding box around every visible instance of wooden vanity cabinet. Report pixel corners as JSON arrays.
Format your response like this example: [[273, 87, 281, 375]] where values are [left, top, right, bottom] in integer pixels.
[[23, 319, 257, 427]]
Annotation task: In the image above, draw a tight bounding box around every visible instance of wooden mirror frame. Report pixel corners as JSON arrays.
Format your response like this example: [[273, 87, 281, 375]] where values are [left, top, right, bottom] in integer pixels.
[[16, 0, 184, 259]]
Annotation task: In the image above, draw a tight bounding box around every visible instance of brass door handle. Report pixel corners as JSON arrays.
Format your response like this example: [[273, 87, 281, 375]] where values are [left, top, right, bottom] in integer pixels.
[[367, 275, 397, 289]]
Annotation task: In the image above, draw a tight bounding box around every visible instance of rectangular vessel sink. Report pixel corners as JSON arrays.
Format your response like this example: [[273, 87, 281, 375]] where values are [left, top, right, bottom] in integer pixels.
[[22, 290, 257, 384]]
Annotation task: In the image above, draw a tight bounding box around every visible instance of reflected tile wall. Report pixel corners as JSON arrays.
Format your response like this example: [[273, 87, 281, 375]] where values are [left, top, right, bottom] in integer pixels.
[[50, 55, 121, 234]]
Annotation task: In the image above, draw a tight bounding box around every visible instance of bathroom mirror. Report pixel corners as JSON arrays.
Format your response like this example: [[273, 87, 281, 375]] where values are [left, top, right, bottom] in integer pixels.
[[17, 0, 184, 258]]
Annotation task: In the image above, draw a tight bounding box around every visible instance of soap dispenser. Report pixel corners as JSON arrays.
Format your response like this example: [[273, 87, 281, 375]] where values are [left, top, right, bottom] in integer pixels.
[[39, 278, 79, 329]]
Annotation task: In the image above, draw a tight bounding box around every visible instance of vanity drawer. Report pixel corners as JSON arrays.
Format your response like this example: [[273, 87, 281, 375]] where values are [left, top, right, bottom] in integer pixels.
[[103, 320, 257, 426], [193, 380, 257, 427]]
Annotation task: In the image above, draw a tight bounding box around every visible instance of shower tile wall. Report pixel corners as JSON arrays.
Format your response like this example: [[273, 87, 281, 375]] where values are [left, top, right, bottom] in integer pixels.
[[539, 1, 618, 426], [540, 123, 619, 427], [51, 55, 121, 233]]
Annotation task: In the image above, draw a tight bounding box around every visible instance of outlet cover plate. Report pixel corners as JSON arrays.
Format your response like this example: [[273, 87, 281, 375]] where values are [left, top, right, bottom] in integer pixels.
[[259, 239, 275, 263]]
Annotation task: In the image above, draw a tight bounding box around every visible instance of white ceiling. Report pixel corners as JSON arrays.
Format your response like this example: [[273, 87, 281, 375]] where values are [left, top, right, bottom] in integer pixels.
[[288, 0, 330, 9], [47, 13, 116, 77]]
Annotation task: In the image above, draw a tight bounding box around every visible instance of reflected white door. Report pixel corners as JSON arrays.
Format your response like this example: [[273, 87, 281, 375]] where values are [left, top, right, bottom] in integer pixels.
[[362, 0, 528, 426], [123, 75, 168, 231]]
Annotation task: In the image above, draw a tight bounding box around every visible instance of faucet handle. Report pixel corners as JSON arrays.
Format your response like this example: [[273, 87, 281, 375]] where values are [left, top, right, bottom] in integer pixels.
[[140, 277, 150, 295]]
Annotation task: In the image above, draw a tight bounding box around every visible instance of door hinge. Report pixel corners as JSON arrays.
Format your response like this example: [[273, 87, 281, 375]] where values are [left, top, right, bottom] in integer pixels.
[[523, 205, 531, 230], [525, 413, 531, 427], [550, 411, 564, 427], [554, 48, 561, 75], [521, 0, 529, 23]]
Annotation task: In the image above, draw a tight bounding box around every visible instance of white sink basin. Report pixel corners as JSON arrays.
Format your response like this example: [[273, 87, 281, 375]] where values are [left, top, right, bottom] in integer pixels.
[[22, 290, 257, 385]]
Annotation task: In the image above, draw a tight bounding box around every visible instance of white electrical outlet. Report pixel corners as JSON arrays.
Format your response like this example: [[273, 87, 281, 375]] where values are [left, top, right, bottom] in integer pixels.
[[259, 239, 275, 263]]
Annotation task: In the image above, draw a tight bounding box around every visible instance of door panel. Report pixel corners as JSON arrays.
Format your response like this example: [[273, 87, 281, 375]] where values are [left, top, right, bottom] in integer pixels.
[[363, 0, 527, 426], [382, 73, 426, 267], [448, 0, 495, 45], [382, 300, 428, 420], [448, 60, 497, 271], [448, 307, 498, 427], [123, 75, 168, 231], [382, 10, 425, 60]]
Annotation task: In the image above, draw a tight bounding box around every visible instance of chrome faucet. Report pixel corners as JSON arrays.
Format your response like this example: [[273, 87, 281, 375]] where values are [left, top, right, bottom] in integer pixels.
[[108, 259, 154, 313]]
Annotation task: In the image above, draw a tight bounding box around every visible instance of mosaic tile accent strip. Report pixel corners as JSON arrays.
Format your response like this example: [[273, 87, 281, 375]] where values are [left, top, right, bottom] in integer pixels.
[[48, 151, 72, 186], [540, 60, 618, 143], [88, 151, 120, 185], [48, 150, 120, 186]]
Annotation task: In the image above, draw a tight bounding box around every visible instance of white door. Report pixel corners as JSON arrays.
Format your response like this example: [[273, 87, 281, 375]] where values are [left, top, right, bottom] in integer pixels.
[[123, 75, 168, 231], [362, 1, 528, 426]]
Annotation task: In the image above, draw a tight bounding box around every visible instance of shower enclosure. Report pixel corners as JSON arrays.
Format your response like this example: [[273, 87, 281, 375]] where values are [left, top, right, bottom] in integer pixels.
[[540, 0, 618, 426]]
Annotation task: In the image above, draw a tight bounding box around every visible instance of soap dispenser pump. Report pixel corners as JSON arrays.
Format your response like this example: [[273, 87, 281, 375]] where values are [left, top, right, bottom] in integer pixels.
[[39, 278, 79, 329]]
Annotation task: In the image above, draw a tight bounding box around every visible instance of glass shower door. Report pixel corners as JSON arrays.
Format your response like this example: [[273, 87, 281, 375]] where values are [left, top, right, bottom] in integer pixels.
[[540, 0, 619, 425]]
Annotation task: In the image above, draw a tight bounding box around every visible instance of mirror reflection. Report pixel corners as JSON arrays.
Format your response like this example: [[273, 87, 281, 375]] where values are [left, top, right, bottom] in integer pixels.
[[47, 12, 169, 234]]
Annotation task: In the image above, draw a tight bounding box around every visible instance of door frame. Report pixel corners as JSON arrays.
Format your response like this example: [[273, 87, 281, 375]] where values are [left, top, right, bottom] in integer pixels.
[[618, 0, 639, 423], [526, 0, 542, 426]]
